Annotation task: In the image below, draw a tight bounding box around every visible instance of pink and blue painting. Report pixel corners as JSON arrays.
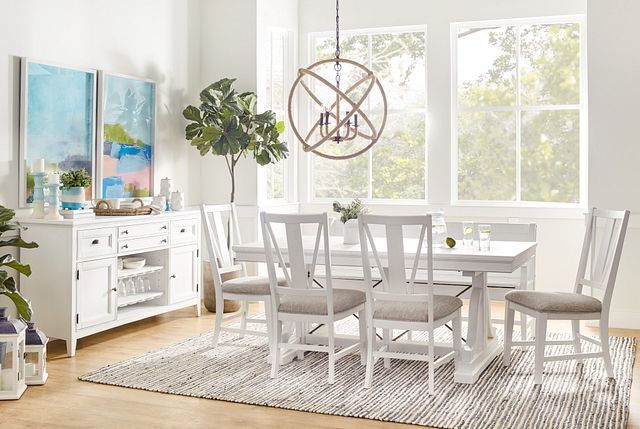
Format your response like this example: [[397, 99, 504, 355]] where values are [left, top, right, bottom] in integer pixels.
[[21, 60, 95, 204], [101, 74, 155, 198]]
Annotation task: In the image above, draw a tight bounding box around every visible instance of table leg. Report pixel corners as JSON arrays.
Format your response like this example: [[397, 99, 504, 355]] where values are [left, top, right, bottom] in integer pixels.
[[455, 271, 502, 384]]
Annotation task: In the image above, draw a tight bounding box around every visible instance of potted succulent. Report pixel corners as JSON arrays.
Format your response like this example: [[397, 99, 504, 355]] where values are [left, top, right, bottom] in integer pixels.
[[333, 199, 369, 245], [60, 168, 91, 210], [0, 204, 38, 364]]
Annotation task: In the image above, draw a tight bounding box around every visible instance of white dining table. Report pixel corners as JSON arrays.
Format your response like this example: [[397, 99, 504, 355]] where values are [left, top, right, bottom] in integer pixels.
[[233, 236, 536, 384]]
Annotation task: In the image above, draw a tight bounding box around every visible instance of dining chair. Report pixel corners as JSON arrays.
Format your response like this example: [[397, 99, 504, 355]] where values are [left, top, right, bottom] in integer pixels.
[[201, 203, 286, 347], [261, 212, 367, 384], [503, 208, 630, 385], [358, 214, 463, 394]]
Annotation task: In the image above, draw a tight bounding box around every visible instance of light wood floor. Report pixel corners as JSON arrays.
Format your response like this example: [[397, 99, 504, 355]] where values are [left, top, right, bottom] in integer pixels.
[[1, 303, 638, 429]]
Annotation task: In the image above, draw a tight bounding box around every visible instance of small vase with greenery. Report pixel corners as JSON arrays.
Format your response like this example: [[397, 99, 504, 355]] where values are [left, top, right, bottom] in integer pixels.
[[182, 78, 289, 204], [333, 199, 369, 245], [60, 168, 91, 210]]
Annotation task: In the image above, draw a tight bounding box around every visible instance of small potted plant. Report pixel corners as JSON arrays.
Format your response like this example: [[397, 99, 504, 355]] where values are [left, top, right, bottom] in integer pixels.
[[333, 199, 369, 245], [60, 169, 91, 210]]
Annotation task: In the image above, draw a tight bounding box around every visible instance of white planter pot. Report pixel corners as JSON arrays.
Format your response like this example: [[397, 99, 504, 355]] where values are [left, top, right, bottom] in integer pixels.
[[343, 219, 359, 245]]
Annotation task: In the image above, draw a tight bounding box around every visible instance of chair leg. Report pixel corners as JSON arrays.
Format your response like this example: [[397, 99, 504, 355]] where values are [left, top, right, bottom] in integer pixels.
[[600, 317, 614, 379], [328, 321, 336, 384], [212, 294, 224, 347], [571, 320, 583, 366], [264, 299, 273, 349], [270, 318, 282, 379], [239, 301, 248, 337], [520, 314, 527, 341], [383, 329, 391, 369], [534, 315, 547, 385], [364, 321, 375, 388], [503, 301, 515, 366], [428, 326, 435, 395], [295, 322, 304, 361], [358, 310, 367, 365]]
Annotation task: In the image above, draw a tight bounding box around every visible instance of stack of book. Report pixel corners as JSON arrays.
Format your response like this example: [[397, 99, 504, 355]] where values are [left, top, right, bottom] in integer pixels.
[[60, 209, 95, 220]]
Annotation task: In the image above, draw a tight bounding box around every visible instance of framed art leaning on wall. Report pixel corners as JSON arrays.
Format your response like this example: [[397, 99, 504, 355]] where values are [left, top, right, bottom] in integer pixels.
[[19, 59, 97, 206], [97, 72, 156, 199]]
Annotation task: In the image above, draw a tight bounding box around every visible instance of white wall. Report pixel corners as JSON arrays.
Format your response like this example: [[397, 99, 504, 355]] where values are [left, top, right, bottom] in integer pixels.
[[588, 0, 640, 328], [0, 0, 202, 208]]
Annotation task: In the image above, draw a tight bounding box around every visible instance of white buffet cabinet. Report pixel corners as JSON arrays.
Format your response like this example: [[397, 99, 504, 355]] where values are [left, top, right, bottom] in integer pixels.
[[18, 209, 201, 357]]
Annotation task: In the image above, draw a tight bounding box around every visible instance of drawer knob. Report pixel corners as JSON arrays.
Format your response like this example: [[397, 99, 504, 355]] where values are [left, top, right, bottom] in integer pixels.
[[180, 228, 186, 233], [111, 287, 117, 292], [161, 225, 168, 230], [91, 239, 100, 245], [161, 239, 167, 244], [122, 230, 129, 235], [170, 274, 176, 279], [122, 244, 129, 249]]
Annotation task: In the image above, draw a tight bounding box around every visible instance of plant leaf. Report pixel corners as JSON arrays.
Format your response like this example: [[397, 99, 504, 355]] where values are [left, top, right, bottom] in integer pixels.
[[183, 105, 202, 123], [0, 289, 32, 321], [0, 237, 39, 249], [0, 255, 32, 276]]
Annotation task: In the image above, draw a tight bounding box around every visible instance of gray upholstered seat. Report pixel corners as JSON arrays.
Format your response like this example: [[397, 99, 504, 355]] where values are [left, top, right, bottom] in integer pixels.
[[373, 295, 463, 323], [505, 290, 602, 313], [278, 288, 366, 315], [222, 275, 286, 295]]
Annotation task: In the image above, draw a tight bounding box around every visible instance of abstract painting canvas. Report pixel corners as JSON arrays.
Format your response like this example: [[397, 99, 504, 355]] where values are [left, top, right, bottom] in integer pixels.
[[19, 59, 96, 205], [99, 73, 155, 198]]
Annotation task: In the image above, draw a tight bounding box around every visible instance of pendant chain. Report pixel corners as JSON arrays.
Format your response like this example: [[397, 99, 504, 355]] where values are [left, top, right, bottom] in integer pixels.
[[334, 0, 341, 86]]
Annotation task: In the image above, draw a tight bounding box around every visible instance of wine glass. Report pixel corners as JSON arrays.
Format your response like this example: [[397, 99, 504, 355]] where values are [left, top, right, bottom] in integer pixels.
[[143, 277, 152, 292], [136, 276, 145, 294], [126, 278, 136, 296], [118, 279, 127, 297]]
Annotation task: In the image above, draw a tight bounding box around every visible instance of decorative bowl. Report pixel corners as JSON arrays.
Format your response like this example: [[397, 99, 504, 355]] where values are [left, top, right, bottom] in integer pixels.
[[123, 257, 146, 270]]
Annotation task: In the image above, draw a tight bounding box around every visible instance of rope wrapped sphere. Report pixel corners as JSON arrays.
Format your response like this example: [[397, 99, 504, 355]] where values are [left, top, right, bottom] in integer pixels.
[[287, 58, 388, 160]]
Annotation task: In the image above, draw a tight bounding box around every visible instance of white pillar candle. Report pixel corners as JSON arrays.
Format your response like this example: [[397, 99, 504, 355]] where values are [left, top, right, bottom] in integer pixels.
[[47, 172, 60, 185], [25, 362, 36, 377], [0, 368, 13, 391], [32, 158, 45, 173]]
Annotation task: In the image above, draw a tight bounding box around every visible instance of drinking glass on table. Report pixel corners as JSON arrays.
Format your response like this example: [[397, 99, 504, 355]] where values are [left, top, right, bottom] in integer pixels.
[[462, 221, 474, 247], [478, 224, 492, 251]]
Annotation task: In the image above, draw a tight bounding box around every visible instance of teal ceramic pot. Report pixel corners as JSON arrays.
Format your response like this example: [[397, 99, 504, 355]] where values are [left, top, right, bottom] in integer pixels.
[[61, 186, 86, 210]]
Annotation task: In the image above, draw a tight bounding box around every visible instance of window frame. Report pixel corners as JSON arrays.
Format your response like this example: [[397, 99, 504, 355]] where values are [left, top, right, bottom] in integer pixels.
[[450, 15, 588, 208], [307, 24, 429, 204], [259, 27, 293, 204]]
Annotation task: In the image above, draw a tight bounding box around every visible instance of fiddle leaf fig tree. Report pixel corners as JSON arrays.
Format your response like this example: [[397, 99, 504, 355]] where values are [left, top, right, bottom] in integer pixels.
[[183, 78, 289, 203], [0, 205, 38, 321]]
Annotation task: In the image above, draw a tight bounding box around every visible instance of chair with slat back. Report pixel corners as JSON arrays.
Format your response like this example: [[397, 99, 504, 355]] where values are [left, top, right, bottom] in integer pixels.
[[201, 203, 285, 347], [261, 212, 367, 384], [503, 208, 630, 384], [358, 214, 463, 394]]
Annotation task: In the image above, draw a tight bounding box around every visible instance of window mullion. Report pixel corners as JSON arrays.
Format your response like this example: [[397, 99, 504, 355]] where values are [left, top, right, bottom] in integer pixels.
[[367, 33, 373, 200], [515, 24, 522, 202]]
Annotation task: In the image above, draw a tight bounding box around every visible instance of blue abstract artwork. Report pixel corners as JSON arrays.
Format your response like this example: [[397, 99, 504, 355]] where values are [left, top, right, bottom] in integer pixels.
[[22, 61, 95, 204], [101, 74, 155, 198]]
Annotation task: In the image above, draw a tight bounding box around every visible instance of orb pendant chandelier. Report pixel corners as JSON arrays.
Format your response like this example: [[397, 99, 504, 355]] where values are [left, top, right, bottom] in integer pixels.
[[287, 0, 387, 160]]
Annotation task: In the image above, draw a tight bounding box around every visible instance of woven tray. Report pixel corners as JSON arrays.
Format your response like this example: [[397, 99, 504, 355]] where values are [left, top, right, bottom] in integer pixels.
[[93, 198, 152, 216]]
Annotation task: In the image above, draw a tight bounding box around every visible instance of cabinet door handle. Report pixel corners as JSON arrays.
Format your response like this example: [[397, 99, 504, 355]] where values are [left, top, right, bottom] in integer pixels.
[[161, 239, 167, 244], [122, 230, 129, 235], [91, 239, 100, 245], [180, 228, 186, 233], [111, 287, 117, 292], [161, 225, 168, 230], [122, 244, 129, 249], [170, 274, 176, 279]]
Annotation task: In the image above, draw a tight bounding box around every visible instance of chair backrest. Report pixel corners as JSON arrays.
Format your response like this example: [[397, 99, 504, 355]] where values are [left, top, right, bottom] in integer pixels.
[[358, 214, 436, 324], [260, 212, 333, 313], [574, 208, 630, 312], [201, 203, 245, 291]]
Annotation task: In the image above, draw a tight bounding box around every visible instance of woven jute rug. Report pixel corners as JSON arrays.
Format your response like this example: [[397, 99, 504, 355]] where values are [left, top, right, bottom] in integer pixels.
[[80, 321, 636, 429]]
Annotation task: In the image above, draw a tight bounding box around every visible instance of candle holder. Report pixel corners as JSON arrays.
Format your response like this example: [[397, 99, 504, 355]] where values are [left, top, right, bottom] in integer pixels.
[[45, 181, 63, 221], [31, 172, 46, 219]]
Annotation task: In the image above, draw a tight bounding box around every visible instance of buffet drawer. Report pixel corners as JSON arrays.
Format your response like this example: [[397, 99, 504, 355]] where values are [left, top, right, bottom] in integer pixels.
[[77, 228, 117, 260], [171, 219, 198, 245], [119, 235, 168, 253], [118, 222, 169, 239]]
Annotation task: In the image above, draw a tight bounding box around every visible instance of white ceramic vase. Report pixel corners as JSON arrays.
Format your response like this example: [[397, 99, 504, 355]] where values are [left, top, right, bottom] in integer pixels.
[[343, 218, 359, 245]]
